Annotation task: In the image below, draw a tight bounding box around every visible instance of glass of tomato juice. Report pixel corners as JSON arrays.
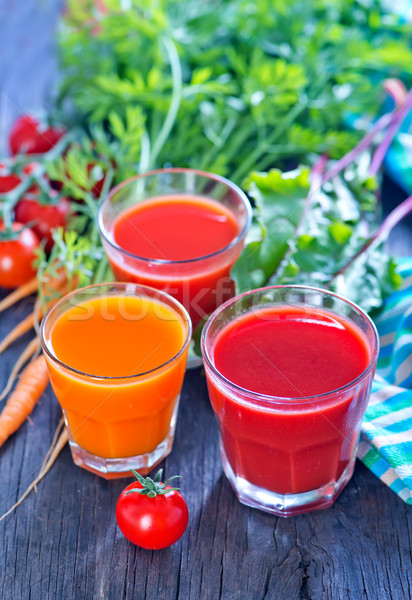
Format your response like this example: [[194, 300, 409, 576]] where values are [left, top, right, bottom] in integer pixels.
[[201, 286, 379, 517], [40, 282, 191, 479], [97, 168, 252, 366]]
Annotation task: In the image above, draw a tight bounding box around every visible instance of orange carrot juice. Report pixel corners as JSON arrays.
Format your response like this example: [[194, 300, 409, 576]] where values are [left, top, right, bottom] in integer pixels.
[[40, 283, 191, 478]]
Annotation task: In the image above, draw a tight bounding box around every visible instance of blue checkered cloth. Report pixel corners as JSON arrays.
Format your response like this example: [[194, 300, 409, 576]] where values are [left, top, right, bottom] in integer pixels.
[[358, 259, 412, 504]]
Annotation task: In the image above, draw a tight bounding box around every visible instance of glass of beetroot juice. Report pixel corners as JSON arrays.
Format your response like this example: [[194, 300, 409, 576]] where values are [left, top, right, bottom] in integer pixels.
[[201, 286, 379, 517], [97, 168, 252, 367]]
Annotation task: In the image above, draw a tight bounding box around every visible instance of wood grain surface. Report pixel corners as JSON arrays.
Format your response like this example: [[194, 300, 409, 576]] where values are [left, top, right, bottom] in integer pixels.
[[0, 2, 411, 599]]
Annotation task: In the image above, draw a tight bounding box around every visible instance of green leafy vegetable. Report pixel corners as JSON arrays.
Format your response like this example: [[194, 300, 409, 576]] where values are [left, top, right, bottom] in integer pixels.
[[231, 155, 406, 314], [56, 0, 412, 185], [29, 0, 412, 313], [36, 229, 111, 308], [232, 167, 311, 290]]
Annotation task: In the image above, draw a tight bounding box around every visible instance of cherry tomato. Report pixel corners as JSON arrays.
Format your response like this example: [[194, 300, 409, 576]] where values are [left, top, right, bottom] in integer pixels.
[[0, 161, 42, 195], [87, 162, 106, 197], [9, 115, 65, 156], [49, 159, 106, 198], [0, 223, 40, 288], [0, 163, 21, 193], [14, 193, 71, 253], [116, 470, 189, 550]]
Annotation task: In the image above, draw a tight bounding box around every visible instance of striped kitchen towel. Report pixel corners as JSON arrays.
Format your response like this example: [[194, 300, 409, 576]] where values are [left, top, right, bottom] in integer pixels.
[[358, 259, 412, 505], [381, 1, 412, 195]]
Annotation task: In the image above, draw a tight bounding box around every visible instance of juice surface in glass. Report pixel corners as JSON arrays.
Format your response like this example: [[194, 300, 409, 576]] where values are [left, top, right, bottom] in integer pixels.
[[109, 194, 240, 326], [43, 292, 189, 462], [207, 305, 372, 496], [113, 195, 240, 261], [98, 170, 252, 340]]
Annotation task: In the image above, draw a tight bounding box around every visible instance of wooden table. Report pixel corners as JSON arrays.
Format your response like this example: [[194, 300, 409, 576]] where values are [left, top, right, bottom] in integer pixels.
[[1, 3, 411, 599]]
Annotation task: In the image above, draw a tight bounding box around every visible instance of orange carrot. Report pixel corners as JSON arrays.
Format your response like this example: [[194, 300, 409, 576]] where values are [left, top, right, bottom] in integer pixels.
[[39, 266, 79, 305], [0, 272, 77, 356], [0, 337, 41, 402], [0, 355, 49, 447], [0, 277, 38, 313], [0, 288, 58, 355], [0, 310, 41, 356]]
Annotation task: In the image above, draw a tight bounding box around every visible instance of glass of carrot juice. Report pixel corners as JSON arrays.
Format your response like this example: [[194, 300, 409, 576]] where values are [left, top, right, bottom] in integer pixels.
[[97, 168, 252, 366], [201, 286, 379, 517], [40, 282, 191, 479]]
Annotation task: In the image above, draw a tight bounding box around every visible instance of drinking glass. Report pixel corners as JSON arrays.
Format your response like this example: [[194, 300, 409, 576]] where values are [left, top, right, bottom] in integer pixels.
[[98, 168, 252, 366], [40, 282, 191, 479], [201, 286, 379, 516]]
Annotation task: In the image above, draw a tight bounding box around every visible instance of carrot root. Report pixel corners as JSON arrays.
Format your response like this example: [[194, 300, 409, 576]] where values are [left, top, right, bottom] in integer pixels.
[[0, 278, 38, 314], [0, 272, 78, 356], [0, 355, 49, 447], [0, 423, 69, 522], [0, 337, 41, 402], [0, 312, 36, 355], [0, 300, 46, 355]]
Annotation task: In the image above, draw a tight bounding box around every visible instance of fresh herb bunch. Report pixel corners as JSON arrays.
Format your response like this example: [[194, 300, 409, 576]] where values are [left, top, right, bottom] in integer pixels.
[[232, 161, 401, 314], [57, 0, 412, 184], [231, 88, 412, 315], [27, 0, 412, 316]]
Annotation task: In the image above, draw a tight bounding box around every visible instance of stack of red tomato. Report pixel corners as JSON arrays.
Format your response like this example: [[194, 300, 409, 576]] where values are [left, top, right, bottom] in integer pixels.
[[0, 114, 107, 289], [0, 115, 70, 288]]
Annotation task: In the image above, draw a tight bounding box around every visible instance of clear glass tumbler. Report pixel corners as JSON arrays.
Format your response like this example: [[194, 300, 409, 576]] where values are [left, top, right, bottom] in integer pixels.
[[201, 285, 379, 517], [97, 168, 252, 366], [40, 282, 191, 479]]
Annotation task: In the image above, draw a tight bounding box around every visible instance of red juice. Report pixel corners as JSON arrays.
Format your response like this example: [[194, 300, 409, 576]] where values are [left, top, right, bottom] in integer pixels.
[[207, 305, 372, 495], [109, 195, 241, 325], [113, 195, 239, 261]]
